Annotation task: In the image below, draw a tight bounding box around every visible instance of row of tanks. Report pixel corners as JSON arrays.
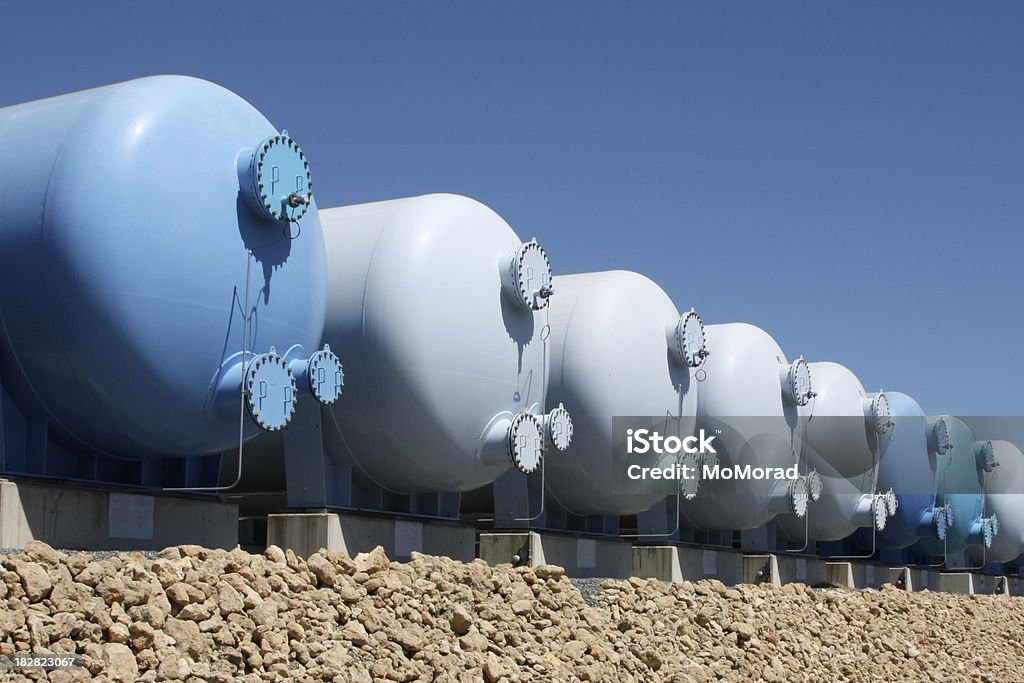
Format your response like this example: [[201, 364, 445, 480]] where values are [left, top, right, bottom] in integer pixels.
[[0, 76, 1019, 572]]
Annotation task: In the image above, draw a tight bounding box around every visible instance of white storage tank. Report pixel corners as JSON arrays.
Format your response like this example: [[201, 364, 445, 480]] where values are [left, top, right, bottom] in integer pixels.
[[776, 362, 896, 542], [973, 440, 1024, 565], [680, 322, 817, 530], [318, 194, 570, 494], [541, 270, 707, 516]]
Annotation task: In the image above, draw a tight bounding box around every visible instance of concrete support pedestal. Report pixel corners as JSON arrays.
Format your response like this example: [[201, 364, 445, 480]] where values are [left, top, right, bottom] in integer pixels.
[[887, 566, 944, 591], [744, 553, 826, 587], [479, 531, 632, 578], [823, 562, 887, 589], [267, 511, 475, 561], [0, 478, 237, 551], [939, 572, 1009, 595], [826, 562, 856, 588], [633, 545, 744, 584], [940, 572, 978, 595], [888, 566, 912, 590]]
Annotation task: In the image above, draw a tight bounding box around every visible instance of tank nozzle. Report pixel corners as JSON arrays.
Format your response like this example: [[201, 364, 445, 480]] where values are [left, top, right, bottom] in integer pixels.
[[543, 403, 574, 452], [287, 344, 344, 406]]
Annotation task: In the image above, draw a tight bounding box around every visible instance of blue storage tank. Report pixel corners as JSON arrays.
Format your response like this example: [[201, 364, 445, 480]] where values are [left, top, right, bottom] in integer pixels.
[[873, 393, 952, 549], [0, 76, 337, 485], [914, 417, 998, 559]]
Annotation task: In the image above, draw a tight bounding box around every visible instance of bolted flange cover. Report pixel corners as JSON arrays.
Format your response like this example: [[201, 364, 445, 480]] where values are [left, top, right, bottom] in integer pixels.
[[806, 469, 824, 502], [509, 239, 553, 310], [245, 347, 297, 431], [790, 477, 810, 519], [679, 453, 700, 500], [508, 412, 544, 474], [785, 357, 814, 406], [872, 494, 889, 531], [249, 131, 313, 223], [869, 392, 893, 434], [978, 440, 997, 473], [883, 488, 898, 517], [935, 507, 948, 540], [671, 308, 708, 368], [307, 344, 344, 405], [986, 515, 1000, 547], [545, 403, 574, 452], [931, 417, 951, 455]]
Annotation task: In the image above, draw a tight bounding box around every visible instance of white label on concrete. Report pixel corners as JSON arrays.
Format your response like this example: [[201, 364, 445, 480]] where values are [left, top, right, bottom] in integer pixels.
[[108, 493, 154, 540], [866, 564, 876, 586], [795, 558, 807, 581], [394, 520, 423, 557], [702, 550, 716, 575], [577, 538, 597, 569]]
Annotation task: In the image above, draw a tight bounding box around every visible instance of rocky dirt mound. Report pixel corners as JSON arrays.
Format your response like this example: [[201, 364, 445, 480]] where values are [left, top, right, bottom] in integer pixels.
[[1, 541, 1022, 682]]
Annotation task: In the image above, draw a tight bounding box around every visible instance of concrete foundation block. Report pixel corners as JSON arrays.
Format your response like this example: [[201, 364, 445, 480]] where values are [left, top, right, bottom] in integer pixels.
[[744, 554, 780, 586], [887, 566, 945, 591], [633, 545, 743, 584], [267, 512, 475, 561], [744, 553, 826, 587], [0, 479, 237, 551], [826, 562, 856, 589], [940, 572, 977, 595], [479, 531, 632, 578]]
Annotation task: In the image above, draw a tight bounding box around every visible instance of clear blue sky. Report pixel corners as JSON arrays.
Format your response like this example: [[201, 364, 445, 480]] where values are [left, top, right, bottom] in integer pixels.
[[3, 2, 1021, 416]]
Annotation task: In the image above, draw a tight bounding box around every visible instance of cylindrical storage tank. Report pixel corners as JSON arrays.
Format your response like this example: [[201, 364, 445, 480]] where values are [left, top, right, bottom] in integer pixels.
[[972, 440, 1024, 565], [680, 323, 815, 530], [915, 417, 998, 558], [320, 194, 569, 493], [873, 393, 952, 549], [0, 76, 332, 460], [776, 362, 894, 543], [542, 270, 707, 516]]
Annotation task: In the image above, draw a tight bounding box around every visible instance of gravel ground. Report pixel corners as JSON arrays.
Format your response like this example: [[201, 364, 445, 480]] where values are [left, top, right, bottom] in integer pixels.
[[569, 576, 609, 608], [5, 542, 1024, 681], [0, 548, 160, 560]]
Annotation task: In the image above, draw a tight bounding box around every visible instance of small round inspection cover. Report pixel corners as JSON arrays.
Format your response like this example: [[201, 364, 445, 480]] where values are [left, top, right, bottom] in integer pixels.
[[673, 309, 707, 368], [870, 393, 892, 434], [546, 404, 574, 452], [245, 349, 297, 431], [806, 470, 824, 502], [250, 131, 312, 222], [932, 418, 950, 455], [787, 357, 813, 406], [979, 441, 996, 472], [508, 413, 544, 474], [511, 240, 553, 311], [873, 495, 888, 531], [790, 477, 810, 519], [307, 345, 344, 405]]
